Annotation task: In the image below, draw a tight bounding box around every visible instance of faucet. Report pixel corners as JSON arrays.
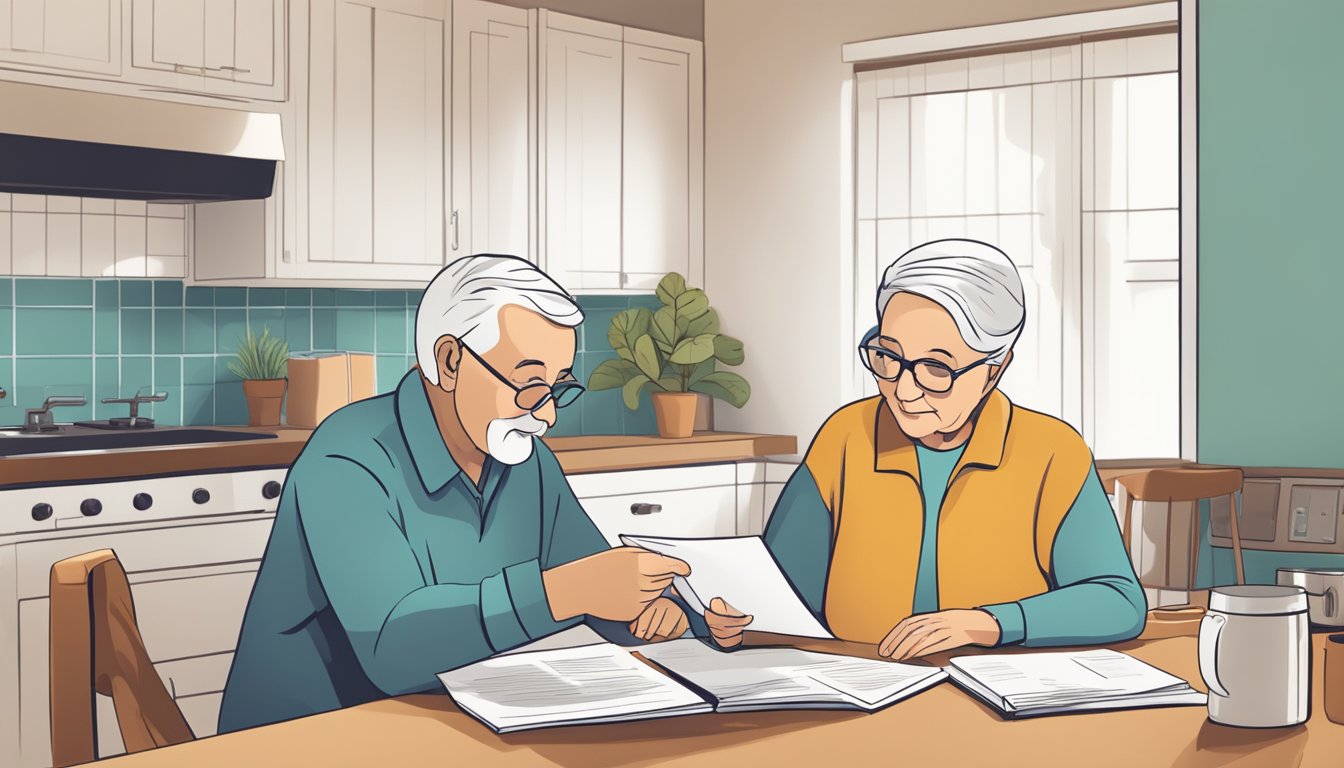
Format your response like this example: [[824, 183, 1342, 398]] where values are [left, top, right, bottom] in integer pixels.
[[101, 392, 168, 429], [24, 396, 87, 433]]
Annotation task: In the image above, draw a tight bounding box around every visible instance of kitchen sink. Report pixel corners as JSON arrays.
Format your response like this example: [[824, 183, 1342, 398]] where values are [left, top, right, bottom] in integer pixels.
[[0, 426, 277, 457]]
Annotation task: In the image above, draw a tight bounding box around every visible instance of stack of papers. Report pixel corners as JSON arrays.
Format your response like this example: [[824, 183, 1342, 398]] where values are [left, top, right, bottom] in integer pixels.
[[438, 643, 713, 734], [620, 534, 833, 638], [437, 639, 946, 733], [946, 648, 1207, 718]]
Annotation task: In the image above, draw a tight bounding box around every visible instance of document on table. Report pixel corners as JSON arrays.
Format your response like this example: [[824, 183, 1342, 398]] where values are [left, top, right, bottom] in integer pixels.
[[437, 643, 712, 733], [946, 648, 1207, 718], [620, 534, 833, 639], [638, 639, 947, 712]]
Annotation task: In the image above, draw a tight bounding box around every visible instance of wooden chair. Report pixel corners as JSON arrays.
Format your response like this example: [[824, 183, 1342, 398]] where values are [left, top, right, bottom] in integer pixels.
[[1114, 468, 1246, 638], [49, 550, 195, 767]]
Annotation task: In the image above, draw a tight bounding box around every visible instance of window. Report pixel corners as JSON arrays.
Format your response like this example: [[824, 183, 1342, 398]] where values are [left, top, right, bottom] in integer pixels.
[[854, 33, 1179, 459]]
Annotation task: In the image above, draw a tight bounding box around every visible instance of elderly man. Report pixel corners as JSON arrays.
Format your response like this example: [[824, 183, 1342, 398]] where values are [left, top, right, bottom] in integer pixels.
[[703, 238, 1146, 658], [219, 255, 692, 732]]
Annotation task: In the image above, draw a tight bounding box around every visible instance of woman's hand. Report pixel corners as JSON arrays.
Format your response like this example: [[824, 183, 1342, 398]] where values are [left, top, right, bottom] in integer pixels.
[[878, 609, 1001, 660], [629, 597, 690, 642], [704, 597, 754, 648]]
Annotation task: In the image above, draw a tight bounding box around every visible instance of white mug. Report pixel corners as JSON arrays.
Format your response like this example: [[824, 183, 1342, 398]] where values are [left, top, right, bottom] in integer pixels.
[[1199, 585, 1310, 728]]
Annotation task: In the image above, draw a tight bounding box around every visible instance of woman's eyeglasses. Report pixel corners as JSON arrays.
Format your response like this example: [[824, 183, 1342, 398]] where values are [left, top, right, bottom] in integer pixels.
[[460, 343, 585, 413], [857, 338, 990, 394]]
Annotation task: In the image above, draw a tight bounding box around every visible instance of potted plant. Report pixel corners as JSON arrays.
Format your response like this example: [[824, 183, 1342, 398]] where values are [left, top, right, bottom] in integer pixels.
[[588, 273, 750, 438], [229, 326, 290, 427]]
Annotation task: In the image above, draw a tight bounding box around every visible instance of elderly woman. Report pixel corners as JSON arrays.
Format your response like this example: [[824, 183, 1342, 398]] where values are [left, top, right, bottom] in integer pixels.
[[703, 238, 1146, 659]]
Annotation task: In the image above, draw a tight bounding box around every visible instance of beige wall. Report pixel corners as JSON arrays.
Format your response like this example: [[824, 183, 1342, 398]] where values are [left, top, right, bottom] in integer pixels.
[[704, 0, 1165, 452], [494, 0, 703, 39]]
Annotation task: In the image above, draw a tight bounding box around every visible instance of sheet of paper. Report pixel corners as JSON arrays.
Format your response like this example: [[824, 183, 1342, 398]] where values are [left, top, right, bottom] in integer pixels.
[[437, 643, 711, 733], [639, 639, 946, 709], [620, 534, 833, 639]]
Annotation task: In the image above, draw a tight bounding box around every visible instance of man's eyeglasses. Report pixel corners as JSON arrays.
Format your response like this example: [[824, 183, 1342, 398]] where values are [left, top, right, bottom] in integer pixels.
[[460, 343, 584, 413], [858, 337, 990, 394]]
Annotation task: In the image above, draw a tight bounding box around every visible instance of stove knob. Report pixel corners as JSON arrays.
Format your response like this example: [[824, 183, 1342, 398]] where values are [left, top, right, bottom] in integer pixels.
[[262, 480, 282, 500], [31, 503, 53, 522], [192, 488, 210, 505], [133, 493, 153, 511], [80, 498, 102, 517]]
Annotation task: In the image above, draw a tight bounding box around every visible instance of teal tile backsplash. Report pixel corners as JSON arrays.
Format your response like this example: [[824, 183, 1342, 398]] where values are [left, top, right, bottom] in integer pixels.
[[0, 278, 657, 434]]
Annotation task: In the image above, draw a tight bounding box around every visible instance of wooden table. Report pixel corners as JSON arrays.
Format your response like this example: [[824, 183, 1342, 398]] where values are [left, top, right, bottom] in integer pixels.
[[98, 632, 1343, 768]]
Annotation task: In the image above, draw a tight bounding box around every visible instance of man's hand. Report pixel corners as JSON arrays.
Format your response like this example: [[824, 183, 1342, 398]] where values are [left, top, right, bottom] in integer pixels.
[[704, 597, 753, 649], [877, 609, 1001, 660], [629, 597, 690, 642], [542, 547, 691, 622]]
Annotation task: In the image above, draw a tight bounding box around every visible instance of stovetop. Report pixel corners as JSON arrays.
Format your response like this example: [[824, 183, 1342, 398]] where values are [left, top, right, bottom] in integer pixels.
[[0, 425, 278, 457]]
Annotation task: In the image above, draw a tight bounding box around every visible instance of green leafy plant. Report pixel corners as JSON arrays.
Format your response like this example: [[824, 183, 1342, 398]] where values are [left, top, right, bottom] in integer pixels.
[[228, 326, 290, 380], [587, 273, 750, 410]]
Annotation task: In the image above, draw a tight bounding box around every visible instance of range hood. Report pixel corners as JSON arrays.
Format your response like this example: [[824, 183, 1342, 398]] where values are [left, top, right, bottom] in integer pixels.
[[0, 81, 283, 202]]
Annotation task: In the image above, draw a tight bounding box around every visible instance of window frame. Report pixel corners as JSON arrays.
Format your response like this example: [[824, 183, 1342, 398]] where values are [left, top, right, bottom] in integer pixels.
[[844, 1, 1197, 461]]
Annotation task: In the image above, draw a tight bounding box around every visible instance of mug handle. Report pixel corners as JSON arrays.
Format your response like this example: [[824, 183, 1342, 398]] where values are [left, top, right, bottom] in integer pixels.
[[1326, 587, 1337, 620], [1199, 613, 1230, 697]]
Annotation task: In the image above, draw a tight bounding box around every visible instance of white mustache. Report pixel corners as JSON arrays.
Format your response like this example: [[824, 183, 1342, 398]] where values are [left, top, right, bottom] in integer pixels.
[[503, 417, 547, 437]]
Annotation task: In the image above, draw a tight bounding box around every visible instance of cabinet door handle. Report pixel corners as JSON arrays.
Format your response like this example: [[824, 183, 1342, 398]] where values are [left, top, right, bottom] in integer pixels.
[[450, 210, 460, 251], [219, 65, 252, 73], [630, 503, 662, 516]]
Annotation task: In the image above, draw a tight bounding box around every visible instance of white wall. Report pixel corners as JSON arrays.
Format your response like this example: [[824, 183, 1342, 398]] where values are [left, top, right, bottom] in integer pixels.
[[704, 0, 1166, 454]]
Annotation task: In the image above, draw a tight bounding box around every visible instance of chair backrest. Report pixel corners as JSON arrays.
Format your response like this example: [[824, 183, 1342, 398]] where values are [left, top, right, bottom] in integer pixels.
[[1114, 467, 1244, 503], [49, 550, 195, 768], [1113, 467, 1247, 601]]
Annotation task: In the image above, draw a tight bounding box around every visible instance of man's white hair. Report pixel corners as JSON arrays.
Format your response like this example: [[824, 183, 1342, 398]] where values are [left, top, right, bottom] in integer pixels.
[[415, 254, 583, 385], [876, 238, 1025, 365]]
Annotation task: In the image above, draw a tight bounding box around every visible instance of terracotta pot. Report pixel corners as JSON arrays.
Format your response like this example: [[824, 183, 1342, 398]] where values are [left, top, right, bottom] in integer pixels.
[[651, 392, 698, 439], [242, 378, 287, 427]]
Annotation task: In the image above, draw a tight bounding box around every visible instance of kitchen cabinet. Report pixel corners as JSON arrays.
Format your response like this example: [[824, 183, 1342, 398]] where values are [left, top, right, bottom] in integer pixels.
[[1, 465, 284, 767], [128, 0, 287, 101], [285, 0, 449, 282], [538, 12, 623, 290], [7, 517, 273, 767], [734, 459, 797, 536], [620, 28, 703, 291], [568, 463, 739, 546], [451, 0, 533, 262], [0, 0, 122, 77], [538, 12, 703, 293]]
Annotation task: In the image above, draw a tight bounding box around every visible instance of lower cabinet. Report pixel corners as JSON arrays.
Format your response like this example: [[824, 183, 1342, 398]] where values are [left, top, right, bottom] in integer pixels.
[[7, 518, 272, 768], [569, 464, 740, 546]]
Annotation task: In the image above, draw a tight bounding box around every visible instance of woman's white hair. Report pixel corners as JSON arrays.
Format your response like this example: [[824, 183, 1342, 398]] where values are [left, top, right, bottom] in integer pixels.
[[876, 238, 1025, 365], [415, 254, 583, 385]]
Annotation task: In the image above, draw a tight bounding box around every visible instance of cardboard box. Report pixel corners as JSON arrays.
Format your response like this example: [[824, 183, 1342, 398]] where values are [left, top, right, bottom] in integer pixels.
[[286, 352, 376, 428]]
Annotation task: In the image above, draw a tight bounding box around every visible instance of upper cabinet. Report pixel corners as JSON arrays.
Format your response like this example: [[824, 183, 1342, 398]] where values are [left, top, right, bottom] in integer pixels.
[[129, 0, 287, 101], [0, 0, 123, 76], [538, 11, 703, 293], [0, 2, 703, 289], [451, 0, 533, 261], [285, 0, 449, 282], [620, 28, 702, 292], [538, 13, 623, 291], [0, 0, 286, 101]]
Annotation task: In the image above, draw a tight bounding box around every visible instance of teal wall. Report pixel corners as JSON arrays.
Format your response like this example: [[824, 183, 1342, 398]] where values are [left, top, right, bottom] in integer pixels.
[[1199, 0, 1344, 583], [0, 278, 655, 434], [1198, 0, 1344, 468]]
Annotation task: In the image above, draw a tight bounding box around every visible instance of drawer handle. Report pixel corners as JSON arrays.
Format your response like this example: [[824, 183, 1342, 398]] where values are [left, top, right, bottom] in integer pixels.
[[630, 503, 662, 516]]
